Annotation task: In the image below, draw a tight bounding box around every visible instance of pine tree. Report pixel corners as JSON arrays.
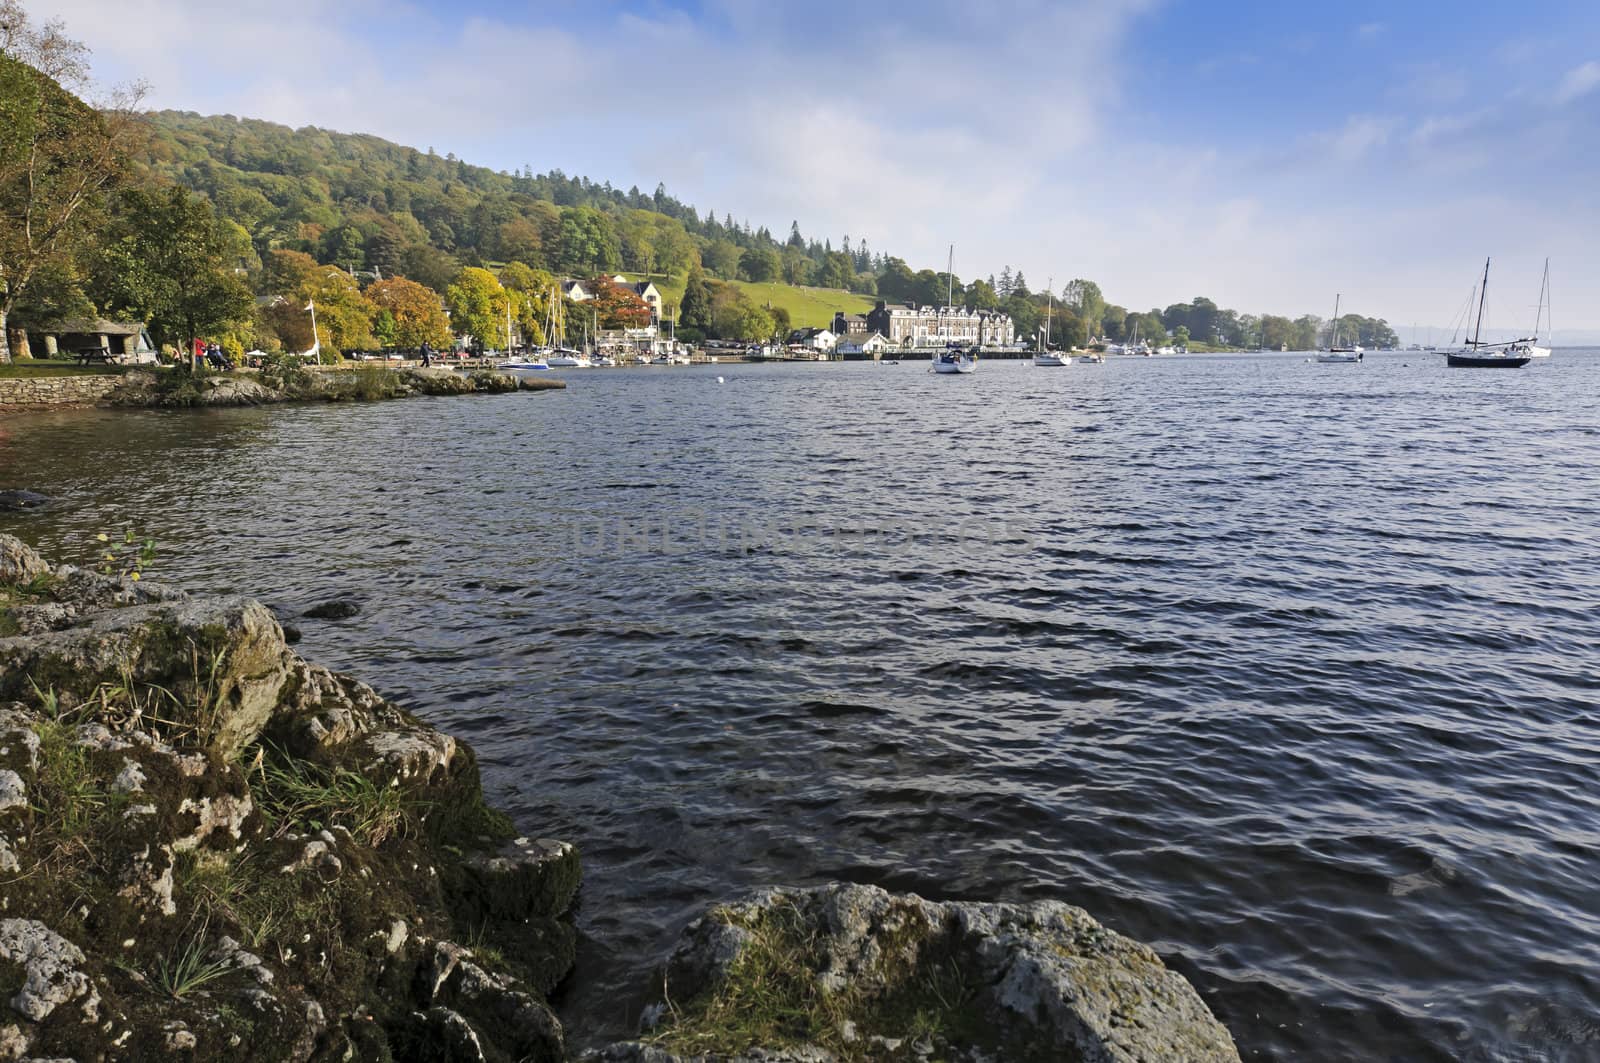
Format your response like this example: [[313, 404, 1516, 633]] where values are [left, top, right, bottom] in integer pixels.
[[1012, 271, 1030, 297], [679, 265, 713, 334], [788, 220, 804, 248], [998, 266, 1013, 297]]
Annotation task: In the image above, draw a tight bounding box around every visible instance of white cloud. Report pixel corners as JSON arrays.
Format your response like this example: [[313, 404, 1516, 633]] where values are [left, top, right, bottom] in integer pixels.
[[1554, 60, 1600, 104], [29, 0, 1600, 328], [1307, 115, 1399, 163]]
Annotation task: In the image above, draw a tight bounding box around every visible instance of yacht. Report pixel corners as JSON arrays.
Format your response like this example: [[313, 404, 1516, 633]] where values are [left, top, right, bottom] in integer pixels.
[[1315, 293, 1364, 362]]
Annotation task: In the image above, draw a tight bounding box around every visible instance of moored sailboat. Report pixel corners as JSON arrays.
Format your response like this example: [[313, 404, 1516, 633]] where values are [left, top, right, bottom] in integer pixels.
[[930, 246, 977, 374], [1446, 258, 1531, 368], [1033, 276, 1070, 366], [1315, 294, 1363, 362]]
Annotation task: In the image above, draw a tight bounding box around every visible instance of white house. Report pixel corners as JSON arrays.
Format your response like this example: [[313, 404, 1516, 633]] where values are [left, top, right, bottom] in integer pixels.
[[786, 327, 837, 352], [836, 332, 891, 357]]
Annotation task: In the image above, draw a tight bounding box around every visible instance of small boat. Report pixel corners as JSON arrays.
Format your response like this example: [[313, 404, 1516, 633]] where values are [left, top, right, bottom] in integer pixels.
[[1033, 277, 1070, 365], [1315, 294, 1364, 362], [495, 353, 550, 371], [1077, 351, 1105, 364], [932, 345, 978, 374], [547, 349, 591, 368], [1445, 258, 1531, 368], [930, 246, 977, 374]]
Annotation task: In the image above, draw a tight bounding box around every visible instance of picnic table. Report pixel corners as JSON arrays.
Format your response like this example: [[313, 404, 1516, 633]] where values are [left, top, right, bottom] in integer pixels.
[[72, 348, 119, 366]]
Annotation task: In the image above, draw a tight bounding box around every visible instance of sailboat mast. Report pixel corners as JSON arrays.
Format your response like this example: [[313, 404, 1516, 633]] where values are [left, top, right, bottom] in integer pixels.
[[1472, 257, 1490, 347], [1330, 294, 1341, 347], [1534, 257, 1550, 341], [1045, 276, 1053, 348]]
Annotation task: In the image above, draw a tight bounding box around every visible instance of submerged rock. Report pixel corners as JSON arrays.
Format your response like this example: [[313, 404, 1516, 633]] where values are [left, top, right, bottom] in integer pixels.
[[302, 597, 361, 620], [600, 882, 1240, 1063], [0, 490, 52, 513]]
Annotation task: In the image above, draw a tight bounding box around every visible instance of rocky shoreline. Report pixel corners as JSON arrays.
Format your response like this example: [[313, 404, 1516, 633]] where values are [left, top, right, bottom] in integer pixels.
[[0, 365, 563, 411], [0, 536, 1239, 1061]]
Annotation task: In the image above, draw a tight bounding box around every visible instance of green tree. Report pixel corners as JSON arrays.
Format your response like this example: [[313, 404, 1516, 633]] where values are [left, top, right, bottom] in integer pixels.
[[90, 186, 255, 353], [557, 206, 619, 273], [702, 239, 742, 278], [0, 16, 140, 361], [679, 265, 713, 335], [1054, 310, 1087, 349], [1062, 279, 1105, 339], [445, 266, 508, 350], [739, 245, 780, 283], [966, 278, 999, 310]]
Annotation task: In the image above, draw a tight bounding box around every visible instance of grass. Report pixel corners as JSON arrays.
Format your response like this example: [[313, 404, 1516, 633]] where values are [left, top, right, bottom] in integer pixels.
[[645, 897, 1007, 1059], [251, 744, 410, 847], [0, 360, 128, 378], [619, 272, 876, 329], [150, 921, 238, 1000]]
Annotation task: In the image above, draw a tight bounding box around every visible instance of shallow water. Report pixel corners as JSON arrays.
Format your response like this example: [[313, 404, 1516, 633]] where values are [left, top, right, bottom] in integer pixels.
[[3, 351, 1599, 1061]]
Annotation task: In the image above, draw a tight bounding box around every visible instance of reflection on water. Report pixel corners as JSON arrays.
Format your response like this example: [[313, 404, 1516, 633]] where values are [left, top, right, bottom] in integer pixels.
[[4, 352, 1600, 1061]]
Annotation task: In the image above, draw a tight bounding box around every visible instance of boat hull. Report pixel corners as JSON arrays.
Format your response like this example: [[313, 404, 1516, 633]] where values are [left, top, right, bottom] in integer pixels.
[[1446, 353, 1530, 368], [1032, 354, 1070, 367]]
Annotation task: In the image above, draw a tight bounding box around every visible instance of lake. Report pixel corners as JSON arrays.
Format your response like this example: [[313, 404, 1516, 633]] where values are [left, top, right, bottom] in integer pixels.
[[3, 351, 1598, 1061]]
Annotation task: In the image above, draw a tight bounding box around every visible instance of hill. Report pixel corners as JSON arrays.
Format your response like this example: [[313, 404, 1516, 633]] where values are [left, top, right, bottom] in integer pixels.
[[138, 111, 884, 312]]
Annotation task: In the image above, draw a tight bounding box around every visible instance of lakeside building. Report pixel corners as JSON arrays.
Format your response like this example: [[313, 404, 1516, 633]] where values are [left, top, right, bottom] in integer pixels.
[[785, 327, 837, 353], [860, 300, 1016, 348], [836, 332, 892, 358], [562, 276, 664, 322], [10, 318, 158, 362]]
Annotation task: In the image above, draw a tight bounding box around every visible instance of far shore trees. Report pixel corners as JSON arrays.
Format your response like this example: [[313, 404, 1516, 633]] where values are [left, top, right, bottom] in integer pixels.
[[0, 3, 144, 362]]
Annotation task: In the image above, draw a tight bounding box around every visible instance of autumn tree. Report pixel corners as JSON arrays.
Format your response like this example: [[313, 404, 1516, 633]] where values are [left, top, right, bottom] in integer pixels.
[[265, 264, 373, 356], [585, 276, 651, 329], [261, 249, 319, 297], [364, 277, 450, 350], [498, 261, 554, 345], [0, 4, 144, 361], [445, 266, 508, 350]]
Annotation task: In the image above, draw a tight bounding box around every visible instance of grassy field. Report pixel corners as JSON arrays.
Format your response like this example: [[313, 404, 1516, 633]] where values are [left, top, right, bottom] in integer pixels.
[[621, 274, 876, 329]]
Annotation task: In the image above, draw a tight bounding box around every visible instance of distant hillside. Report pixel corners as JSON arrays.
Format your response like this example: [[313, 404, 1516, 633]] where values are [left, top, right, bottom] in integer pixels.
[[138, 111, 885, 310]]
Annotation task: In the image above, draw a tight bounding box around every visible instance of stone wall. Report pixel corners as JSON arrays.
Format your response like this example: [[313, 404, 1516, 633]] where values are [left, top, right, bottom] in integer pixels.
[[0, 375, 123, 410]]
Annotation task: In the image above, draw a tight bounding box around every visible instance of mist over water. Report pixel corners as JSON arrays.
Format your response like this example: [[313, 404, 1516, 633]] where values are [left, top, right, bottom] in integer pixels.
[[4, 350, 1599, 1061]]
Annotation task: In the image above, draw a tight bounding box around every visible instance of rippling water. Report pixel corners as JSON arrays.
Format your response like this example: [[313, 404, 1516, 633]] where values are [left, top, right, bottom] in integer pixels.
[[4, 351, 1599, 1061]]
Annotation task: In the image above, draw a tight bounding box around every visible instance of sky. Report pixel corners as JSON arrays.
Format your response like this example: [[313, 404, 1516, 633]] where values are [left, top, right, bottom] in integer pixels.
[[37, 0, 1600, 337]]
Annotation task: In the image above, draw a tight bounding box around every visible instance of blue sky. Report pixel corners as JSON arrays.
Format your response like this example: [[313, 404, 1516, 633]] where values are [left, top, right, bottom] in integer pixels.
[[46, 0, 1600, 335]]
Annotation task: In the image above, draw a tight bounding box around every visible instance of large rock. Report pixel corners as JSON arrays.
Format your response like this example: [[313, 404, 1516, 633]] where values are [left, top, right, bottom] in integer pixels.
[[0, 593, 292, 757], [0, 538, 49, 584], [601, 883, 1240, 1063], [0, 537, 581, 1059]]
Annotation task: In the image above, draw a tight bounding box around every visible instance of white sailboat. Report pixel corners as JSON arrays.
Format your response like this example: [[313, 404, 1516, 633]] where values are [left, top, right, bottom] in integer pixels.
[[930, 246, 977, 374], [494, 292, 549, 370], [1033, 276, 1070, 366], [1510, 258, 1552, 358], [1315, 294, 1363, 363]]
